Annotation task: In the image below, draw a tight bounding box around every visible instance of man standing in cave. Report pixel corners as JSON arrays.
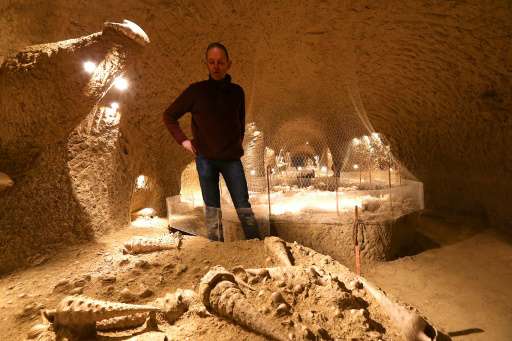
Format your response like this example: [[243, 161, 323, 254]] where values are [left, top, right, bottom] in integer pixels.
[[163, 42, 260, 242]]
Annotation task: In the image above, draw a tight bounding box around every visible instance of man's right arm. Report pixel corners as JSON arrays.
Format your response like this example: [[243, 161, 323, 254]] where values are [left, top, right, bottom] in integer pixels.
[[163, 85, 194, 145]]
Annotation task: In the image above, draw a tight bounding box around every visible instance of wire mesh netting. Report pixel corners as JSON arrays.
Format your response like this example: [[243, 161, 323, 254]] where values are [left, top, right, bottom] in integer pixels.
[[167, 117, 423, 239]]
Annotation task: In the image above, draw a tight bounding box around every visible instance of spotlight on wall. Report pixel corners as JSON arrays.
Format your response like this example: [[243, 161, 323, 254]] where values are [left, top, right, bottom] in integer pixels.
[[250, 169, 256, 176], [83, 61, 97, 74], [138, 207, 156, 218], [136, 175, 147, 189], [298, 166, 303, 171], [321, 166, 327, 173], [114, 76, 129, 91], [353, 164, 359, 170]]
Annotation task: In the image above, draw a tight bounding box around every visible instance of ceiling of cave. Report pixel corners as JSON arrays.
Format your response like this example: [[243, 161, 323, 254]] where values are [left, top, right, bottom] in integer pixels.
[[1, 0, 511, 218]]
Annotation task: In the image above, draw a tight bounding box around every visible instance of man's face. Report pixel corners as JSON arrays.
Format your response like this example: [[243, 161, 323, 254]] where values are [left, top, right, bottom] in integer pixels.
[[206, 47, 231, 80]]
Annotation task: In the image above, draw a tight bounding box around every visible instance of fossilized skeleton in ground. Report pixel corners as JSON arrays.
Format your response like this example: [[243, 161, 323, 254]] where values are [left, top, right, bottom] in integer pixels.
[[27, 237, 445, 341]]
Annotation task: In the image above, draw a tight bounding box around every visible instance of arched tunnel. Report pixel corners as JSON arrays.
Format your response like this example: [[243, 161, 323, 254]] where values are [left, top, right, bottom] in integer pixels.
[[0, 1, 511, 340]]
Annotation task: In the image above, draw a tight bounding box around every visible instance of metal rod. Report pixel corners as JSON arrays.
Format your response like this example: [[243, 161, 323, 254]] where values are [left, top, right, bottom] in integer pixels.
[[266, 164, 272, 236], [388, 154, 394, 215], [335, 167, 340, 217], [368, 155, 372, 185], [354, 206, 361, 276]]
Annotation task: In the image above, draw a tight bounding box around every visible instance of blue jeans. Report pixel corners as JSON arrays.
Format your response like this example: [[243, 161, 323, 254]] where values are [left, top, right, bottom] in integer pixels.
[[195, 155, 251, 209]]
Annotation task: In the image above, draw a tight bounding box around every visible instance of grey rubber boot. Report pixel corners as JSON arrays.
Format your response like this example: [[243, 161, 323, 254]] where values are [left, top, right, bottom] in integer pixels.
[[205, 206, 223, 242], [236, 207, 261, 240]]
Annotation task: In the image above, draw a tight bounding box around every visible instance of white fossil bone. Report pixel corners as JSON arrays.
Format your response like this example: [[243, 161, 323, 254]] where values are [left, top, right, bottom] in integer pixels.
[[154, 289, 197, 323], [359, 278, 440, 341], [123, 233, 182, 254], [264, 236, 293, 266], [43, 295, 160, 327]]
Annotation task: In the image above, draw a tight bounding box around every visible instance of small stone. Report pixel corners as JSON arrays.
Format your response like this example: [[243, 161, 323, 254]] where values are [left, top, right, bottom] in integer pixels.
[[176, 264, 188, 274], [293, 284, 304, 294], [150, 260, 161, 267], [120, 288, 137, 302], [53, 280, 70, 293], [276, 280, 286, 287], [271, 291, 285, 306], [118, 258, 130, 266], [69, 287, 83, 295], [302, 326, 315, 340], [367, 331, 382, 338], [317, 327, 330, 339], [135, 260, 151, 270], [16, 302, 44, 320], [139, 286, 154, 298], [104, 286, 115, 295], [18, 293, 27, 299], [348, 280, 363, 290], [334, 308, 343, 318], [248, 276, 260, 285], [99, 274, 116, 285], [275, 303, 289, 316], [72, 278, 87, 288], [257, 290, 266, 298], [265, 257, 272, 264]]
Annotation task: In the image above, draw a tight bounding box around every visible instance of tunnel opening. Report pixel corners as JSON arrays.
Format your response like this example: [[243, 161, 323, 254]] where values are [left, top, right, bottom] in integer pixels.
[[129, 174, 165, 228]]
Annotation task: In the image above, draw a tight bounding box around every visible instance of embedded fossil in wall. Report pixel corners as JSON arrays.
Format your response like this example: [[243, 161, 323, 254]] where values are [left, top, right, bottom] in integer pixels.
[[103, 19, 150, 47], [0, 172, 14, 191], [123, 232, 182, 254]]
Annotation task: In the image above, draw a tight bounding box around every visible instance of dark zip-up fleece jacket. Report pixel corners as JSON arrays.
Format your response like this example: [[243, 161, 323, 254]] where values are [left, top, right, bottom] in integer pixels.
[[163, 74, 245, 160]]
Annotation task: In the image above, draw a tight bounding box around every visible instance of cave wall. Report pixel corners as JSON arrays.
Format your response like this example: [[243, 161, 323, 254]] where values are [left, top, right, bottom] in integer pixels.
[[0, 0, 511, 272]]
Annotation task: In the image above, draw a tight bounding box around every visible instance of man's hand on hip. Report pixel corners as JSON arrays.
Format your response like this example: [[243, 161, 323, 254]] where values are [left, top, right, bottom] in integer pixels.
[[182, 140, 197, 155]]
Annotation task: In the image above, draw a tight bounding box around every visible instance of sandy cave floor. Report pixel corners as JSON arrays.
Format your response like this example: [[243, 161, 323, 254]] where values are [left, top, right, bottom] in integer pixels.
[[0, 216, 511, 340]]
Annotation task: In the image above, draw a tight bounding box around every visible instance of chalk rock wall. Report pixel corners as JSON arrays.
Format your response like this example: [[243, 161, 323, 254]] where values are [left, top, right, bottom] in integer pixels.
[[0, 0, 511, 272], [0, 24, 153, 273]]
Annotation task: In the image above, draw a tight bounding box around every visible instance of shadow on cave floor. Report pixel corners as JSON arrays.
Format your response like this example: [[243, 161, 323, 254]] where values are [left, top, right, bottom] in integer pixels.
[[398, 210, 488, 258]]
